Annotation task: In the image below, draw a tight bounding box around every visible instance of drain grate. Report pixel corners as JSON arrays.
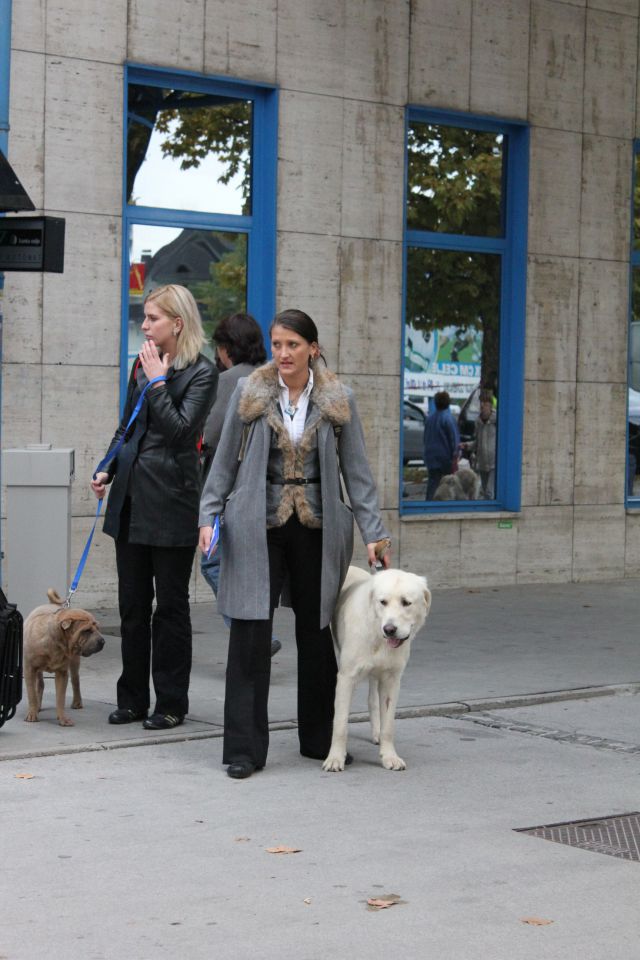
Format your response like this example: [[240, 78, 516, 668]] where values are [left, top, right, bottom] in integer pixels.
[[516, 813, 640, 862]]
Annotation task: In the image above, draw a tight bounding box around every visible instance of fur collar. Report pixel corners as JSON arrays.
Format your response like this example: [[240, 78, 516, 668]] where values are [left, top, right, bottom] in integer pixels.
[[238, 360, 351, 426]]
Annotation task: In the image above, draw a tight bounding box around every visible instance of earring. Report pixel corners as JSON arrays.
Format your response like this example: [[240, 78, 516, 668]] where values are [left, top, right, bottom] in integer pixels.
[[173, 328, 179, 336]]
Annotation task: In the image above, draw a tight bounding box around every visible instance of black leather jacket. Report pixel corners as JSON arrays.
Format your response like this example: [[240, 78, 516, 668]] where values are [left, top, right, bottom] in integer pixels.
[[102, 354, 218, 546]]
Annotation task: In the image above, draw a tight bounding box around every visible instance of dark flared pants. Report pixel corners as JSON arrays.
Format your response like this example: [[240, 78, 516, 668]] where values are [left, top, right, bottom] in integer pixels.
[[223, 516, 338, 767], [115, 500, 195, 718]]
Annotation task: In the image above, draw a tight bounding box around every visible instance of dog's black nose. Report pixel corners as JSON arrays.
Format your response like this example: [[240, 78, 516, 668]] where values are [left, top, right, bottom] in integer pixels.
[[383, 623, 397, 638]]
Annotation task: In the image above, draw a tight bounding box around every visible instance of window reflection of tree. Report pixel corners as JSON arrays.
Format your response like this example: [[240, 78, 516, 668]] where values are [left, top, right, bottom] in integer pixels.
[[127, 85, 252, 209], [406, 124, 504, 392]]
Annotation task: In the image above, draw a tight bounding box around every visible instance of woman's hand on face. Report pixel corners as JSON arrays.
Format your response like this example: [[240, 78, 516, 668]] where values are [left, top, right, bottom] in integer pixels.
[[366, 542, 391, 569], [199, 525, 216, 557], [90, 471, 109, 500], [139, 339, 170, 384]]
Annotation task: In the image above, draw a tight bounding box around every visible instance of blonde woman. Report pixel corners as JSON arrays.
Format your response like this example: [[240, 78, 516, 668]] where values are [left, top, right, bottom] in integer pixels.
[[91, 284, 218, 730]]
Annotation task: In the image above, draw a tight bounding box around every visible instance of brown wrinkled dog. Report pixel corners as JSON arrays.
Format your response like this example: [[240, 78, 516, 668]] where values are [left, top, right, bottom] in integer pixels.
[[24, 589, 105, 726]]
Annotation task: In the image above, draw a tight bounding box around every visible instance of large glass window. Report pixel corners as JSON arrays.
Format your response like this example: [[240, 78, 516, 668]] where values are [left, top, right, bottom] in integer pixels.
[[401, 110, 528, 513], [122, 67, 277, 400]]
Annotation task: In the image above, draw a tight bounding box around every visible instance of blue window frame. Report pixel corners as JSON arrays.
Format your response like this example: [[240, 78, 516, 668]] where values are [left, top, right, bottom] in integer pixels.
[[627, 143, 640, 505], [400, 107, 529, 514], [121, 64, 277, 407]]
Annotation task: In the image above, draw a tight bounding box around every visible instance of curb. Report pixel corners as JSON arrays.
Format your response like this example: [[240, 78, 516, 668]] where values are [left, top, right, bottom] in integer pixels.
[[2, 681, 639, 763]]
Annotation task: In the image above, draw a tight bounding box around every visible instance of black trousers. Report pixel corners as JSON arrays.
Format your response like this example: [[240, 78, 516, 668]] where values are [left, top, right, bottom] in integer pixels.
[[223, 516, 337, 767], [115, 500, 195, 717]]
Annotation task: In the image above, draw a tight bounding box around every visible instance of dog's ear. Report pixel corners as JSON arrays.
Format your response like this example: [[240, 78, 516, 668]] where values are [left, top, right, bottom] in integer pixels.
[[420, 578, 432, 615], [59, 617, 73, 631]]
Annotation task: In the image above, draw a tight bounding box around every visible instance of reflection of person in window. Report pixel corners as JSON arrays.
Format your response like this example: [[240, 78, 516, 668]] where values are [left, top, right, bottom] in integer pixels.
[[462, 392, 496, 499], [91, 284, 218, 731], [423, 390, 460, 499]]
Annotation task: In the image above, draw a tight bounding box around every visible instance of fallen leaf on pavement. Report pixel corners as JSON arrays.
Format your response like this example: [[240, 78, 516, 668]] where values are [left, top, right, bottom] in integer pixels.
[[266, 846, 302, 854], [367, 893, 404, 911], [520, 917, 554, 926], [15, 773, 34, 779], [303, 898, 312, 904]]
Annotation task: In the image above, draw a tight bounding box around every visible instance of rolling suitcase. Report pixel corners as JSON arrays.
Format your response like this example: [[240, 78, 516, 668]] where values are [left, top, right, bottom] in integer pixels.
[[0, 588, 23, 729]]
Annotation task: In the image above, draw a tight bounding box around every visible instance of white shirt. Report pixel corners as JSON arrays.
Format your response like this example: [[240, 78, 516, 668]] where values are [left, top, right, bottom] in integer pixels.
[[278, 369, 314, 444]]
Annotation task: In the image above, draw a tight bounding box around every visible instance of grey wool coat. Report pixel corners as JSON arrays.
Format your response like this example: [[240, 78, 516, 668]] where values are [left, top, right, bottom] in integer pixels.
[[198, 361, 389, 627]]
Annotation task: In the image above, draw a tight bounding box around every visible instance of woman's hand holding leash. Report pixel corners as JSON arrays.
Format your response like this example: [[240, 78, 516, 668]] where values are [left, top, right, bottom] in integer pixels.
[[91, 471, 109, 500], [367, 538, 391, 570]]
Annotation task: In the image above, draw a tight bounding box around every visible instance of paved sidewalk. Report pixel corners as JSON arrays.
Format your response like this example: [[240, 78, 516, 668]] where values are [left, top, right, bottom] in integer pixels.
[[1, 577, 638, 762]]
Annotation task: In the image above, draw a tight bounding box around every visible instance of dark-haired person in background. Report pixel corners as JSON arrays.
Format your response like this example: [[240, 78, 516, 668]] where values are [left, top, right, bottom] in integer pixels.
[[199, 308, 390, 779], [200, 313, 281, 657], [423, 390, 460, 500]]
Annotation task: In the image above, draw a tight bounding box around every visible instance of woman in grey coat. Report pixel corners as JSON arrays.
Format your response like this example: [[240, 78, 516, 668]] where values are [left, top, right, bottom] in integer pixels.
[[199, 309, 390, 778]]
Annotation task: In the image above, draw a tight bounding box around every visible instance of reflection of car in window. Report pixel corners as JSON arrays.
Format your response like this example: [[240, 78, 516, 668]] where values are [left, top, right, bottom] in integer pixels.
[[403, 401, 425, 463], [629, 387, 640, 498]]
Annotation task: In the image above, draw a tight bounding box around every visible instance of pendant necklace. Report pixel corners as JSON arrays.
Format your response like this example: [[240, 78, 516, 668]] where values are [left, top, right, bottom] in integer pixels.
[[284, 402, 297, 420]]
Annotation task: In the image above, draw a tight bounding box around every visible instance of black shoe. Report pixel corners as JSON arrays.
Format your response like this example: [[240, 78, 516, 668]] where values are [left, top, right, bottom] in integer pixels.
[[108, 708, 147, 725], [227, 760, 263, 779], [270, 638, 282, 657], [142, 713, 184, 730]]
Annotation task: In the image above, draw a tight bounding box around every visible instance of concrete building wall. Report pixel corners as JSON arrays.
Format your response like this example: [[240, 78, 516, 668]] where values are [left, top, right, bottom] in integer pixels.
[[2, 0, 640, 607]]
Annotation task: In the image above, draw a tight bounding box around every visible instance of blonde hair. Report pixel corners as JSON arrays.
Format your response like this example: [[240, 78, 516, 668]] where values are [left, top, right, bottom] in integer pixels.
[[144, 284, 205, 370]]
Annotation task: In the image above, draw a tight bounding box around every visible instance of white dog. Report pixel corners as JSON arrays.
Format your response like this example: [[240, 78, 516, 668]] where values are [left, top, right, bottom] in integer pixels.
[[323, 566, 431, 772]]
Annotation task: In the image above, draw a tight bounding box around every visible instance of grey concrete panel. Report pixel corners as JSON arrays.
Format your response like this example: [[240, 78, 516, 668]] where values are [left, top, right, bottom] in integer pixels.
[[574, 381, 627, 504], [522, 380, 577, 506], [470, 0, 529, 119], [127, 0, 205, 71], [624, 511, 640, 575], [340, 100, 405, 241], [10, 0, 45, 53], [0, 363, 43, 451], [460, 514, 518, 585], [400, 515, 462, 588], [516, 505, 574, 582], [41, 364, 120, 518], [8, 49, 45, 210], [525, 256, 580, 383], [338, 238, 402, 376], [276, 232, 340, 368], [343, 0, 410, 104], [577, 259, 629, 384], [584, 8, 637, 138], [2, 272, 44, 365], [573, 503, 626, 579], [204, 0, 277, 83], [588, 0, 639, 15], [529, 128, 582, 259], [409, 0, 472, 110], [45, 0, 127, 63], [345, 373, 400, 511], [580, 134, 633, 261], [43, 57, 123, 216], [42, 213, 122, 366], [277, 91, 343, 236], [276, 0, 345, 97], [529, 0, 586, 131]]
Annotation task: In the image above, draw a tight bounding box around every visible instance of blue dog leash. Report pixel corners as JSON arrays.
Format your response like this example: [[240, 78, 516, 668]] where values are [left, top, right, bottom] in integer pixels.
[[63, 375, 167, 606]]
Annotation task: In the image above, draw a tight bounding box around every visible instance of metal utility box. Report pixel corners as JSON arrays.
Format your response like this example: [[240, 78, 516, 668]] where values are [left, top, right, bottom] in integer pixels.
[[2, 446, 75, 616], [0, 216, 65, 272]]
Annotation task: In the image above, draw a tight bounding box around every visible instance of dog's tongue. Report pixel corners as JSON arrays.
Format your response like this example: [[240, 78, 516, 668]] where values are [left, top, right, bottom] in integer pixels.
[[386, 636, 403, 648]]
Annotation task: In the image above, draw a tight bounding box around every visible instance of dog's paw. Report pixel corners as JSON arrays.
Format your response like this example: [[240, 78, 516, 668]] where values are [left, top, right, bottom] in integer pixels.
[[71, 699, 83, 710], [57, 715, 75, 727], [381, 753, 406, 771], [322, 754, 346, 772], [24, 711, 39, 723]]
